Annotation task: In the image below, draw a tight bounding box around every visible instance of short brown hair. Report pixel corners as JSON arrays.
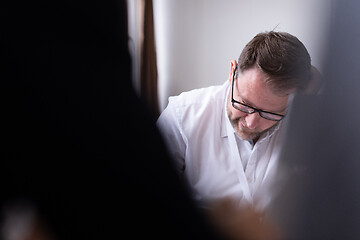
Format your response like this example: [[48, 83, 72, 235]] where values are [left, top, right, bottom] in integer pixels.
[[237, 31, 311, 95]]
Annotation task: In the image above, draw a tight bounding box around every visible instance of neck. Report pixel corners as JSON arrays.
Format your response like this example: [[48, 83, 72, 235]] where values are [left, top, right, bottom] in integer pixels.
[[252, 136, 260, 145]]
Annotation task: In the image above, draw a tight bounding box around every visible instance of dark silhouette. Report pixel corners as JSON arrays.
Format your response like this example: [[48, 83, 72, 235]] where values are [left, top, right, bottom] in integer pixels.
[[0, 1, 225, 239]]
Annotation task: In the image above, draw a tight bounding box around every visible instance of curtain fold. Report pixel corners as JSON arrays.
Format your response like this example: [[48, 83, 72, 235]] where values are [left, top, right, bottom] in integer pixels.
[[140, 0, 159, 119]]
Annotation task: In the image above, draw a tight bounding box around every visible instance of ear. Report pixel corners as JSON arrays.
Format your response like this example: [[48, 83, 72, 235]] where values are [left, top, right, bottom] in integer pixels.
[[303, 65, 323, 94], [228, 60, 237, 83]]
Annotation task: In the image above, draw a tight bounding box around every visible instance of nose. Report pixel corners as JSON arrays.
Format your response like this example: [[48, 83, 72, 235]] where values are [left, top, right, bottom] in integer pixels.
[[244, 112, 261, 129]]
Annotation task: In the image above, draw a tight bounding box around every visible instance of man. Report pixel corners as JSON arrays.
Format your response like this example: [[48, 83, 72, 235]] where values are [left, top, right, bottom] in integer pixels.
[[157, 31, 313, 211]]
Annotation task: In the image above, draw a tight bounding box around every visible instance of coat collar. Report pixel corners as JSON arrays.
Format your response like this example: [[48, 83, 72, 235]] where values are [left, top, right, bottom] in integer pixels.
[[220, 84, 230, 138]]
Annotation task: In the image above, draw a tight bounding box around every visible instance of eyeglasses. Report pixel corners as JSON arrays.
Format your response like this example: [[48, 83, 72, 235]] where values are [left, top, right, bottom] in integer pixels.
[[231, 67, 285, 121]]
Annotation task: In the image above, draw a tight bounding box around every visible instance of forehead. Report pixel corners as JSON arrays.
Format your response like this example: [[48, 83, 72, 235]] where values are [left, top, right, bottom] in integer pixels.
[[235, 67, 290, 112]]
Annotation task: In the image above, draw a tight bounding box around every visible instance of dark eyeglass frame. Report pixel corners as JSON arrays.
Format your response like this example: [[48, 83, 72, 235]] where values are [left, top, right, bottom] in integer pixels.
[[231, 67, 285, 121]]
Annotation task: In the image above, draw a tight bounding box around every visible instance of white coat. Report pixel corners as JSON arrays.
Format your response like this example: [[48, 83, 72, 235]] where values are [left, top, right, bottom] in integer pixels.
[[156, 81, 288, 211]]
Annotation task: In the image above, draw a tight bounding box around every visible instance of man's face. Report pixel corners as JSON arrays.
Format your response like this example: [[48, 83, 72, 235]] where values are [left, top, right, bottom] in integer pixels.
[[227, 66, 290, 141]]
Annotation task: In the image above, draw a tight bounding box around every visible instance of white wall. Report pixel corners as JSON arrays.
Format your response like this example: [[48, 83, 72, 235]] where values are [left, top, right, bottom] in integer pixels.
[[154, 0, 332, 111]]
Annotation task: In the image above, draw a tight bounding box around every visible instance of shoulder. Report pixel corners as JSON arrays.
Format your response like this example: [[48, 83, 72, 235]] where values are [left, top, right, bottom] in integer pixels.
[[159, 81, 228, 133], [167, 81, 229, 111]]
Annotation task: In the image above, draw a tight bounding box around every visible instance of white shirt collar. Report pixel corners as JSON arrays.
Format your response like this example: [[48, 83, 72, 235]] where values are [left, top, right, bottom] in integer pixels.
[[220, 84, 230, 138]]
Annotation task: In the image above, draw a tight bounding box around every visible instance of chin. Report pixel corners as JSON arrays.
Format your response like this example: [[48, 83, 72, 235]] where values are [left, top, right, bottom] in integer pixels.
[[236, 129, 260, 141]]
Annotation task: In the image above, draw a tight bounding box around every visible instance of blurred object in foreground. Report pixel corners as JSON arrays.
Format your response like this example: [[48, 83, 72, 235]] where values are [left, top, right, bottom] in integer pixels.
[[207, 198, 282, 240], [2, 204, 53, 240], [269, 0, 360, 239]]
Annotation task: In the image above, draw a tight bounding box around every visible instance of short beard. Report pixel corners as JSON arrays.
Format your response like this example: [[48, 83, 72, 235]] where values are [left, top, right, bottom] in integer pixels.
[[227, 111, 279, 141]]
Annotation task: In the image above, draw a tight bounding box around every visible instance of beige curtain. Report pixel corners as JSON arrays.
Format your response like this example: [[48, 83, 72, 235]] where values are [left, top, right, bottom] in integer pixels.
[[140, 0, 159, 119]]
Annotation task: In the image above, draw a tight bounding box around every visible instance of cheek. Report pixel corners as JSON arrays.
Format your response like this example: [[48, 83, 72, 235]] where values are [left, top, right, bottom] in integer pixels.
[[229, 108, 247, 120]]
